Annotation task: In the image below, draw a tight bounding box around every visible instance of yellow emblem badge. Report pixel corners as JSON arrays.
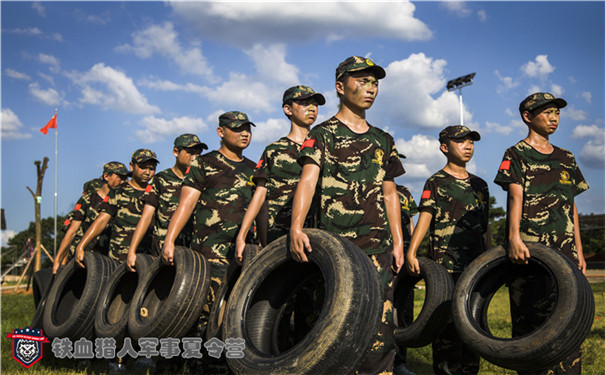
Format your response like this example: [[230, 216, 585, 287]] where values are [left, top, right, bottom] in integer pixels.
[[559, 171, 572, 185], [372, 149, 384, 165]]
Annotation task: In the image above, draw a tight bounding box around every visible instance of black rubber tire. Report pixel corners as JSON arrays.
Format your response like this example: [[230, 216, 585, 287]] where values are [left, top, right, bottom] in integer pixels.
[[452, 243, 595, 372], [94, 254, 155, 340], [128, 246, 211, 340], [43, 252, 118, 339], [393, 257, 454, 348], [31, 269, 54, 329], [205, 244, 260, 341], [223, 229, 383, 375]]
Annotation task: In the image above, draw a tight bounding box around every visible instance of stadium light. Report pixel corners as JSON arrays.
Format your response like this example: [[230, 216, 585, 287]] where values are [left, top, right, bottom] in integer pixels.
[[446, 73, 476, 125]]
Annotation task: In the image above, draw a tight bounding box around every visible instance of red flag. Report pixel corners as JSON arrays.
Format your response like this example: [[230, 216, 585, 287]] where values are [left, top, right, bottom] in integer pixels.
[[40, 113, 57, 134]]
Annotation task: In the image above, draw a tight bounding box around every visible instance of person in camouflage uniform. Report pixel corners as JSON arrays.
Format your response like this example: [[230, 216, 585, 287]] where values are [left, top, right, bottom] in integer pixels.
[[234, 85, 325, 264], [125, 134, 207, 271], [406, 125, 489, 375], [162, 112, 256, 360], [60, 178, 105, 233], [52, 162, 129, 274], [290, 56, 405, 375], [494, 92, 589, 375], [76, 149, 158, 264], [394, 153, 419, 375]]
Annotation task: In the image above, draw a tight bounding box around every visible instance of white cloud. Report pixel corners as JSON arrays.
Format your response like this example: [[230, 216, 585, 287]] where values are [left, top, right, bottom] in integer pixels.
[[136, 116, 209, 143], [251, 118, 291, 143], [442, 1, 472, 17], [549, 84, 563, 98], [5, 69, 31, 80], [170, 1, 432, 47], [477, 10, 487, 22], [38, 53, 60, 73], [572, 124, 604, 139], [7, 27, 42, 36], [581, 92, 592, 104], [521, 55, 555, 79], [210, 73, 276, 113], [244, 44, 299, 85], [395, 134, 445, 179], [116, 22, 214, 80], [1, 108, 32, 140], [377, 53, 468, 129], [69, 63, 160, 115], [32, 2, 45, 17], [484, 121, 513, 136], [28, 82, 63, 106], [564, 106, 587, 122], [1, 229, 17, 247], [495, 70, 519, 93], [37, 71, 54, 85]]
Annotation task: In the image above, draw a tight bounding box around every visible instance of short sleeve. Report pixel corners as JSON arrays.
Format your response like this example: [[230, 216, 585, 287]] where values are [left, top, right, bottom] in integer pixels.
[[183, 158, 206, 192], [419, 179, 437, 214], [297, 129, 324, 168], [142, 175, 160, 208], [494, 147, 524, 191], [100, 189, 117, 218]]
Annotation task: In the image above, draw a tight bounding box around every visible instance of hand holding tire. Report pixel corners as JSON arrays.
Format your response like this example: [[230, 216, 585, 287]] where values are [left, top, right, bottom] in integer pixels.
[[405, 253, 420, 276], [127, 252, 137, 272], [289, 228, 311, 262], [75, 246, 85, 269], [161, 241, 175, 266], [508, 237, 530, 264]]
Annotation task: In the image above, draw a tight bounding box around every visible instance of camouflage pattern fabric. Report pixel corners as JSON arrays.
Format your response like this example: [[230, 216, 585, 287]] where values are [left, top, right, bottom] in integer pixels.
[[494, 141, 588, 264], [100, 181, 153, 261], [183, 151, 256, 259], [397, 185, 418, 246], [297, 116, 405, 255], [142, 168, 192, 255], [71, 191, 111, 255], [254, 137, 313, 243], [419, 170, 489, 273]]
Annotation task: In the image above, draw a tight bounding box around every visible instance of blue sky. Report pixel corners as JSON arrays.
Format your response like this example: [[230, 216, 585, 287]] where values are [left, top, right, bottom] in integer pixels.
[[2, 1, 604, 247]]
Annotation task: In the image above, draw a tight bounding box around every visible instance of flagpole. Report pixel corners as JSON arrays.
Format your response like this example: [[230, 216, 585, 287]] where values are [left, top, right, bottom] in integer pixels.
[[53, 108, 58, 257]]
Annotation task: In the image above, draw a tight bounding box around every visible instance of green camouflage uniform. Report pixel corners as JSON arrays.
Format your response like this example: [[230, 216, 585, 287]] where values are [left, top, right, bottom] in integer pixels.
[[183, 150, 256, 341], [142, 168, 192, 255], [419, 169, 489, 375], [419, 170, 489, 273], [254, 137, 312, 243], [495, 140, 588, 375], [100, 181, 153, 262], [70, 191, 111, 255], [298, 116, 405, 367]]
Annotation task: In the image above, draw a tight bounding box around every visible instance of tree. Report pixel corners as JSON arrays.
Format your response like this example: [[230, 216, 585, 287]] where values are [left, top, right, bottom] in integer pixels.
[[489, 196, 506, 248], [26, 157, 49, 272]]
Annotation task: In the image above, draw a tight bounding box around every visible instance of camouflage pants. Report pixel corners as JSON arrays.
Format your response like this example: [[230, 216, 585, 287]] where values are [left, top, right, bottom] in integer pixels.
[[355, 252, 396, 375], [432, 273, 480, 375], [509, 273, 581, 375]]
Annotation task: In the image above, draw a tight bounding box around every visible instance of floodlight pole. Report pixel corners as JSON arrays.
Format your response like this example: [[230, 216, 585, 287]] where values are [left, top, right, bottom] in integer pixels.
[[446, 73, 476, 126]]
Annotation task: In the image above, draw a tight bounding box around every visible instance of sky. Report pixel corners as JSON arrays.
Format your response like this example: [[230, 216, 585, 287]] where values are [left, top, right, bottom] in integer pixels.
[[1, 1, 604, 248]]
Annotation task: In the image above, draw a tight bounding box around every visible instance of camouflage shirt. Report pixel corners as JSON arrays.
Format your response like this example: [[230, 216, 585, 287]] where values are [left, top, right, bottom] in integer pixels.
[[254, 137, 312, 242], [142, 168, 192, 254], [71, 191, 111, 254], [397, 185, 418, 246], [419, 170, 489, 272], [100, 181, 153, 261], [297, 117, 405, 255], [494, 141, 588, 264], [183, 151, 256, 259]]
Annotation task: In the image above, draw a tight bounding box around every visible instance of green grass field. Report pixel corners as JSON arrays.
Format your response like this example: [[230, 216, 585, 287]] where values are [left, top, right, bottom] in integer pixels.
[[2, 282, 604, 374]]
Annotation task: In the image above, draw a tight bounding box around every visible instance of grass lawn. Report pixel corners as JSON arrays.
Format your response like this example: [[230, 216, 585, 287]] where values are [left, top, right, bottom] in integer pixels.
[[2, 283, 604, 374]]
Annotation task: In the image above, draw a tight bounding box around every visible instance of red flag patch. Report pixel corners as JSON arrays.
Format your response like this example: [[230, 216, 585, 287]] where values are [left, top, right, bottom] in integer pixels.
[[145, 185, 152, 193], [421, 190, 431, 199], [64, 219, 70, 226], [74, 203, 81, 211], [103, 196, 109, 203], [256, 160, 263, 169], [499, 160, 511, 170], [185, 166, 191, 175], [301, 139, 315, 150]]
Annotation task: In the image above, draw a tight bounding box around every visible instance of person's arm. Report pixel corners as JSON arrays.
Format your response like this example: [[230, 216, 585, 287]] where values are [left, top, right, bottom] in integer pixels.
[[507, 183, 530, 264], [162, 186, 200, 265], [127, 204, 156, 272], [235, 183, 267, 265], [75, 212, 111, 268], [53, 220, 82, 274], [383, 180, 404, 272], [405, 211, 432, 275], [289, 162, 320, 263], [573, 203, 586, 274]]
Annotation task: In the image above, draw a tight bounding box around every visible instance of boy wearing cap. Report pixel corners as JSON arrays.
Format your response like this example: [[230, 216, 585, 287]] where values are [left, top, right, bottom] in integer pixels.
[[235, 85, 325, 263], [76, 149, 158, 264], [406, 125, 489, 375], [494, 92, 588, 374], [162, 112, 256, 346], [126, 134, 207, 271], [290, 56, 405, 374], [53, 162, 129, 274]]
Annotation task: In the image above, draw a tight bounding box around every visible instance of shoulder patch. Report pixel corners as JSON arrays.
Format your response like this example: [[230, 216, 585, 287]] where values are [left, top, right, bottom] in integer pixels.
[[102, 196, 109, 203], [499, 160, 511, 170], [145, 184, 153, 193], [421, 190, 431, 199], [301, 139, 315, 150], [185, 166, 191, 175], [256, 160, 263, 169], [64, 219, 70, 226], [74, 203, 81, 210]]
